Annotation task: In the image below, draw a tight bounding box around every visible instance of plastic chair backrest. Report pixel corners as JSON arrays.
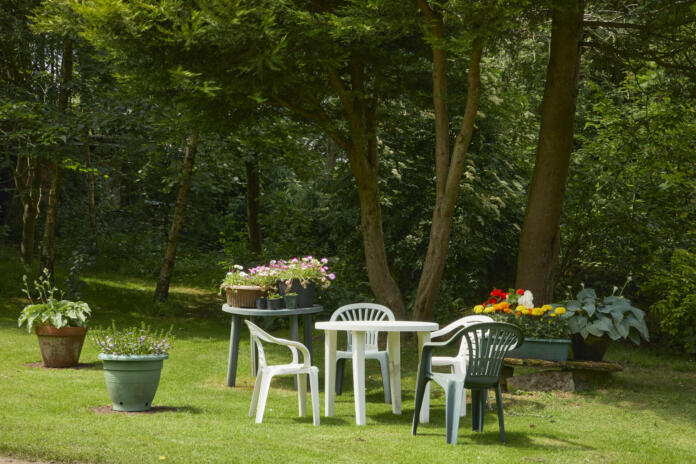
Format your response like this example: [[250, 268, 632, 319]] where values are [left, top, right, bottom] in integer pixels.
[[245, 319, 310, 368], [330, 303, 395, 351], [463, 322, 523, 388], [453, 315, 494, 359]]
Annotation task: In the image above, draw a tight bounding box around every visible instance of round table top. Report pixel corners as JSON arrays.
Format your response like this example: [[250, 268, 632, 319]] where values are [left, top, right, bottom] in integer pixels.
[[315, 320, 438, 332], [222, 304, 324, 317]]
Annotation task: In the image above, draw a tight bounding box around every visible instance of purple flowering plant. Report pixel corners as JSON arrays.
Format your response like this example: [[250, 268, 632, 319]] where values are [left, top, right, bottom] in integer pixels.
[[220, 256, 336, 292], [278, 256, 336, 289], [92, 322, 173, 356]]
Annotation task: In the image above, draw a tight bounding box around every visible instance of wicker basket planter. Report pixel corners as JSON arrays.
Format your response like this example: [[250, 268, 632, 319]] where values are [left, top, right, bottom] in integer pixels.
[[224, 286, 266, 308]]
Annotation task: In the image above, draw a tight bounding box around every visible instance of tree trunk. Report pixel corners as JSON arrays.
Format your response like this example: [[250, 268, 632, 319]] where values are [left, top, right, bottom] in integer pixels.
[[85, 138, 97, 238], [40, 38, 73, 279], [14, 157, 42, 273], [154, 132, 198, 302], [245, 158, 262, 255], [412, 2, 484, 321], [515, 1, 584, 304]]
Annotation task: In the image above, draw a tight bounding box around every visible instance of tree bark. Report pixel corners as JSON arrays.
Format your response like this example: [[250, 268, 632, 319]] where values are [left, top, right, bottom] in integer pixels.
[[328, 63, 408, 320], [412, 2, 484, 321], [85, 137, 97, 238], [515, 1, 585, 304], [154, 132, 198, 302], [245, 157, 262, 255], [40, 38, 73, 279], [14, 156, 42, 273]]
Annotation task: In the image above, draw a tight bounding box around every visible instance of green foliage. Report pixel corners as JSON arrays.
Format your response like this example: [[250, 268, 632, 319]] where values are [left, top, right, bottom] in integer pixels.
[[642, 249, 696, 354], [17, 269, 92, 332], [563, 286, 649, 345], [91, 321, 173, 355], [492, 311, 570, 339]]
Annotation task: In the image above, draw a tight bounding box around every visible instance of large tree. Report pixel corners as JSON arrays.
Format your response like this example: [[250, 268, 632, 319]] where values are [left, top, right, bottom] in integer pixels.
[[515, 0, 585, 303]]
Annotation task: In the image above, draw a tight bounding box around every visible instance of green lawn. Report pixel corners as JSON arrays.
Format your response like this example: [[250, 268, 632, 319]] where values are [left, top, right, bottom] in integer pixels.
[[1, 247, 695, 463]]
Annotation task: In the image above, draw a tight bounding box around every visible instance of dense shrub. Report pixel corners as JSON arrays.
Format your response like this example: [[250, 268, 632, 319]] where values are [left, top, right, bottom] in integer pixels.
[[642, 249, 696, 354]]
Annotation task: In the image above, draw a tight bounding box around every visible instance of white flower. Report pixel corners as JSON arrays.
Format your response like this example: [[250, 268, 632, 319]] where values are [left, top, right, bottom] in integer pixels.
[[518, 290, 534, 308], [239, 271, 248, 277], [233, 264, 243, 270]]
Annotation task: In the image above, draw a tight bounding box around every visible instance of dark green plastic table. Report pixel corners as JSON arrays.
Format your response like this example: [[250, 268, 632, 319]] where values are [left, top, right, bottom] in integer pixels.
[[222, 304, 324, 387]]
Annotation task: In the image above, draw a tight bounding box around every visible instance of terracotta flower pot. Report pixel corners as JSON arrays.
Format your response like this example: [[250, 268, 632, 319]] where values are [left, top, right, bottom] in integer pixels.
[[35, 326, 88, 368]]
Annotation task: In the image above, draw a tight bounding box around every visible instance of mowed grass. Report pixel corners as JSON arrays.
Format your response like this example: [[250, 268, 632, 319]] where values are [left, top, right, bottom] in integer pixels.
[[0, 247, 695, 464]]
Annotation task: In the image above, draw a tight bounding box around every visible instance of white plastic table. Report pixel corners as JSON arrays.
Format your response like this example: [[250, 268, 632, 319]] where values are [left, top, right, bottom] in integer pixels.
[[315, 320, 438, 426]]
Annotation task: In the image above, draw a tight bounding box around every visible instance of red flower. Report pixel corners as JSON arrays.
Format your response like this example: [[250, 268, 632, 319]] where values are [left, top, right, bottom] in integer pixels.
[[488, 298, 497, 304], [516, 289, 525, 295]]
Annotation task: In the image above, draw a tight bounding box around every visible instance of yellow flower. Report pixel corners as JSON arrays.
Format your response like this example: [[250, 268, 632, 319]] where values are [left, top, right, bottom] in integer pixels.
[[542, 304, 553, 313], [532, 307, 543, 316], [554, 307, 566, 315], [474, 305, 484, 314], [484, 307, 495, 314], [549, 312, 557, 317], [517, 305, 527, 312]]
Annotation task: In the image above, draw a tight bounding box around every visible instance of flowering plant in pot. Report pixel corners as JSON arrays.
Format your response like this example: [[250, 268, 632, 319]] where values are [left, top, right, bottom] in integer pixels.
[[473, 288, 571, 361], [92, 322, 173, 412], [563, 281, 649, 361], [277, 256, 336, 307], [220, 265, 266, 308], [18, 270, 92, 367]]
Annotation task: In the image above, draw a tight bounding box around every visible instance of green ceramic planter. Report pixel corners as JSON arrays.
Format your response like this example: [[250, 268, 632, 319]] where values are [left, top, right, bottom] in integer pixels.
[[98, 353, 168, 412], [506, 338, 571, 361]]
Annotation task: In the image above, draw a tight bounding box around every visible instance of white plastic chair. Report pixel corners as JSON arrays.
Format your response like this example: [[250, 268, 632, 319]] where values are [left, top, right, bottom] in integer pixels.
[[244, 320, 320, 426], [330, 303, 395, 404], [430, 315, 494, 416]]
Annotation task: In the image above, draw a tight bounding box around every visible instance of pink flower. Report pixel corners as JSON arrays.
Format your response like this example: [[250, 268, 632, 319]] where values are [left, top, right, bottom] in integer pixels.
[[321, 258, 328, 264], [328, 273, 336, 280]]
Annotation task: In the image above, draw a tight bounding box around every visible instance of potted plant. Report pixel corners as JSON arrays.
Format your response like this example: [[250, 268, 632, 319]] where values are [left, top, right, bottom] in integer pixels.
[[267, 293, 284, 310], [277, 256, 335, 307], [474, 288, 571, 361], [17, 270, 92, 368], [220, 264, 266, 308], [284, 292, 298, 309], [563, 282, 649, 361], [92, 322, 173, 412]]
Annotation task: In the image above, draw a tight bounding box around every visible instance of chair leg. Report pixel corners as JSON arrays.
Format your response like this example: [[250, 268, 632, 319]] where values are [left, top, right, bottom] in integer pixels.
[[309, 368, 320, 426], [378, 353, 392, 404], [495, 383, 506, 443], [298, 371, 307, 417], [249, 368, 264, 417], [336, 358, 347, 395], [477, 389, 487, 432], [471, 389, 480, 431], [412, 372, 428, 436], [445, 381, 465, 445], [453, 362, 466, 417], [255, 370, 273, 424]]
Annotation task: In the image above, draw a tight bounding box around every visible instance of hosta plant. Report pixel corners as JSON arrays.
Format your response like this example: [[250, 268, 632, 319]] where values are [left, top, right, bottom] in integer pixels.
[[564, 285, 649, 345], [18, 270, 91, 332]]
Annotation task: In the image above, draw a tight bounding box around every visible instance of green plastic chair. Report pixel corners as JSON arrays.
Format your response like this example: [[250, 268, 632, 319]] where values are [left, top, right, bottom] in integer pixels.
[[411, 322, 523, 445]]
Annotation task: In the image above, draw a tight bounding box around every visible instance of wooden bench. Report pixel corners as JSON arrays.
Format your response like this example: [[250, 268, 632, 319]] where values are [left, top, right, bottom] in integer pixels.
[[501, 357, 623, 392]]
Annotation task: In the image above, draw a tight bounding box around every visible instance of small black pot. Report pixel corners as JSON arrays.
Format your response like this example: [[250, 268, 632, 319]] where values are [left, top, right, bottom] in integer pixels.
[[267, 298, 284, 310], [255, 297, 268, 309], [571, 334, 610, 361], [284, 294, 298, 309], [277, 279, 315, 308]]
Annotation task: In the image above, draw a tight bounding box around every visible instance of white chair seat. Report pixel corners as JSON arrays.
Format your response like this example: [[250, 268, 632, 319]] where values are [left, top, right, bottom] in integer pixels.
[[245, 320, 320, 426]]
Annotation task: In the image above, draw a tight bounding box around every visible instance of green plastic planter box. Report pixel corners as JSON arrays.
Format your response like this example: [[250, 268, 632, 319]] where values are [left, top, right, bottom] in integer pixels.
[[506, 338, 571, 361], [98, 353, 168, 412]]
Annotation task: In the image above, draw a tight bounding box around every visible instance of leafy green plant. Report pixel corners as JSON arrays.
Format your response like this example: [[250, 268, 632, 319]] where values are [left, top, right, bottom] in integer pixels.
[[91, 322, 173, 356], [642, 249, 696, 354], [17, 270, 92, 333], [563, 283, 649, 345]]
